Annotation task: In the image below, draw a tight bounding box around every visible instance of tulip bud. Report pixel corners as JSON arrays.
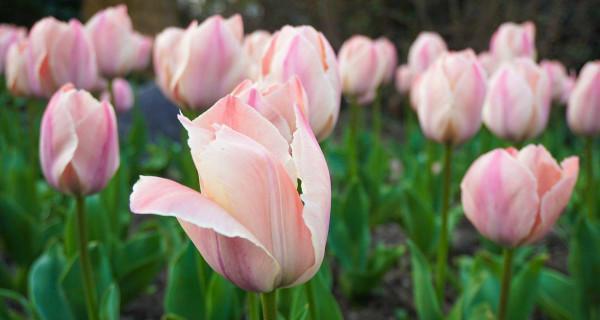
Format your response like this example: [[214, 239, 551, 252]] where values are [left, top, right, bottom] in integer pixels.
[[111, 78, 134, 113], [338, 35, 381, 104], [483, 58, 551, 142], [261, 25, 341, 141], [374, 37, 397, 84], [130, 94, 330, 292], [561, 74, 576, 104], [490, 21, 536, 62], [541, 60, 569, 102], [415, 49, 487, 145], [407, 32, 447, 75], [153, 14, 248, 111], [40, 84, 119, 196], [461, 145, 578, 247], [6, 40, 32, 96], [86, 5, 153, 77], [477, 51, 498, 76], [567, 61, 600, 136], [395, 64, 413, 94], [243, 30, 271, 81], [0, 24, 26, 74]]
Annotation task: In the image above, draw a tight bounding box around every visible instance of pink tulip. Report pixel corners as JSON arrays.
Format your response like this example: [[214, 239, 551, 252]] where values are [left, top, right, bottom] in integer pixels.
[[415, 49, 487, 145], [86, 5, 152, 77], [490, 21, 536, 62], [130, 94, 331, 292], [567, 61, 600, 136], [375, 37, 398, 84], [111, 78, 134, 112], [483, 58, 551, 142], [541, 60, 569, 102], [338, 35, 381, 104], [153, 14, 248, 111], [395, 64, 413, 94], [6, 40, 32, 96], [477, 51, 499, 76], [561, 73, 576, 104], [261, 25, 341, 141], [461, 145, 578, 247], [0, 24, 26, 74], [6, 17, 98, 98], [243, 30, 272, 81], [40, 84, 119, 196], [407, 31, 447, 75]]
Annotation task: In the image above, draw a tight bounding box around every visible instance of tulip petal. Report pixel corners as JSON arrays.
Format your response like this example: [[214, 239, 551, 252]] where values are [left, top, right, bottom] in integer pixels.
[[516, 145, 562, 199], [130, 175, 281, 292], [197, 125, 314, 286]]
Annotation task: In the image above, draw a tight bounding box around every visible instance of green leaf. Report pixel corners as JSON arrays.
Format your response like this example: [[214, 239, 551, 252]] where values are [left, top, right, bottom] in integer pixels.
[[99, 284, 120, 320], [28, 244, 75, 320], [401, 187, 437, 257], [507, 253, 547, 320], [0, 288, 39, 319], [536, 269, 578, 320], [205, 273, 241, 320], [164, 242, 207, 319], [408, 241, 443, 320], [568, 217, 600, 319], [0, 196, 41, 266], [59, 244, 114, 319], [310, 269, 343, 320]]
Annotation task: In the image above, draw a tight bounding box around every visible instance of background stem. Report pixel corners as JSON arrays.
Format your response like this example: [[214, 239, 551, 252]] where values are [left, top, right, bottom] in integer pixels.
[[247, 292, 260, 320], [372, 90, 382, 147], [348, 98, 361, 179], [435, 143, 453, 304], [76, 195, 99, 320], [498, 248, 514, 320], [585, 136, 594, 220], [260, 290, 277, 320]]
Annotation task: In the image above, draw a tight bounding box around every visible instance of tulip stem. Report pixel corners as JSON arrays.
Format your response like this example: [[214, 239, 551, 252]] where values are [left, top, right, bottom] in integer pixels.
[[348, 98, 361, 179], [498, 247, 514, 320], [585, 136, 595, 220], [75, 195, 98, 320], [435, 143, 453, 304], [260, 290, 277, 320], [372, 89, 382, 147], [247, 293, 260, 320], [305, 280, 318, 320]]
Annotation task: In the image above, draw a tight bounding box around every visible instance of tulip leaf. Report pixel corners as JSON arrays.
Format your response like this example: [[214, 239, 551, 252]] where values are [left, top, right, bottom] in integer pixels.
[[401, 187, 437, 256], [408, 241, 443, 320], [205, 273, 242, 320], [99, 284, 120, 320], [0, 288, 39, 319], [0, 196, 41, 266], [164, 242, 207, 319], [568, 217, 600, 319], [28, 243, 75, 320], [536, 269, 578, 320], [507, 253, 547, 320]]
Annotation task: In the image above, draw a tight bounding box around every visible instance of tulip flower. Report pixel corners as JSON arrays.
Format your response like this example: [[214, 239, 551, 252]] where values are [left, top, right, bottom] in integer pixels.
[[407, 31, 447, 75], [490, 21, 536, 62], [375, 37, 398, 84], [483, 58, 551, 142], [86, 5, 153, 77], [153, 14, 248, 112], [541, 60, 569, 102], [415, 49, 487, 145], [0, 24, 26, 74], [461, 145, 578, 320], [395, 64, 413, 94], [5, 17, 98, 98], [567, 61, 600, 136], [40, 84, 119, 196], [111, 77, 134, 113], [478, 51, 498, 76], [561, 74, 576, 104], [243, 30, 272, 81], [130, 94, 331, 294], [261, 25, 341, 141], [461, 145, 578, 247], [338, 35, 381, 104]]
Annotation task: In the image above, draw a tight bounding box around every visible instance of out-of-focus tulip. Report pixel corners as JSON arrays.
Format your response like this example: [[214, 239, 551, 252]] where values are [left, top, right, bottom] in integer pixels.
[[111, 78, 134, 112], [541, 60, 569, 102], [375, 37, 397, 84], [483, 58, 551, 142], [567, 61, 600, 136], [261, 25, 341, 141], [395, 64, 413, 94], [490, 21, 536, 62], [561, 73, 576, 104], [0, 24, 26, 74], [130, 94, 331, 292], [6, 40, 32, 96], [40, 84, 119, 196], [407, 31, 447, 75], [415, 49, 487, 145], [338, 35, 381, 104], [478, 51, 498, 76], [86, 5, 153, 77], [6, 17, 98, 98], [153, 14, 248, 112], [461, 145, 578, 247], [243, 30, 271, 81]]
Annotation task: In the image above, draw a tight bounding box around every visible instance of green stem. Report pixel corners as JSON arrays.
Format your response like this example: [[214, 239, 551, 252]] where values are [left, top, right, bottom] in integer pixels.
[[305, 280, 317, 320], [435, 143, 453, 303], [372, 90, 382, 147], [247, 292, 260, 320], [498, 248, 514, 320], [585, 136, 594, 220], [348, 98, 361, 179], [75, 195, 98, 320], [260, 290, 277, 320]]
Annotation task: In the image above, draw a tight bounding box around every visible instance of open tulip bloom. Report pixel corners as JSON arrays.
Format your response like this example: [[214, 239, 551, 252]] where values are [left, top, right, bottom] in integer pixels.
[[130, 93, 331, 299]]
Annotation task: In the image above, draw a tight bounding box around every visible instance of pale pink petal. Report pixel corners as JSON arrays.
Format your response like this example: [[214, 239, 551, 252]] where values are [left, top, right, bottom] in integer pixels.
[[516, 145, 562, 199]]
